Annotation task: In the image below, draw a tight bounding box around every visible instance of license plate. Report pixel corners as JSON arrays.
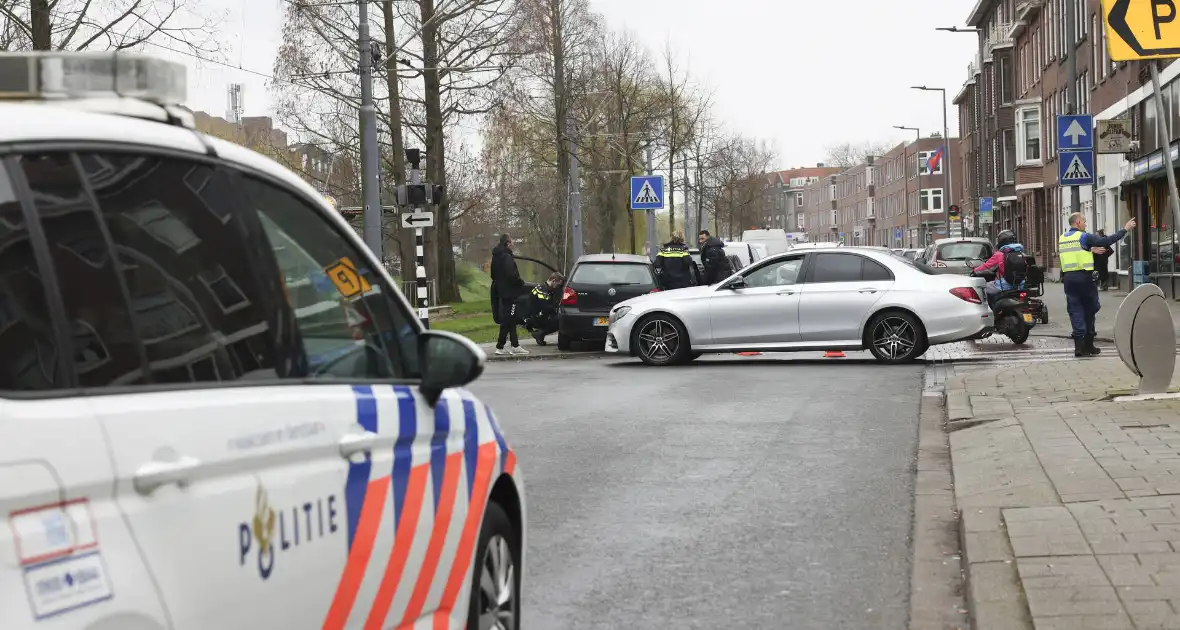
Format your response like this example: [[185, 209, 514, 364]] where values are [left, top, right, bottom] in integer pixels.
[[595, 317, 609, 326], [1022, 313, 1034, 323]]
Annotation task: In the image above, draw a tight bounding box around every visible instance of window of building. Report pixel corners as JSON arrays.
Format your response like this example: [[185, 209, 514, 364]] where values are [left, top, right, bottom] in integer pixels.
[[917, 150, 944, 176], [1016, 105, 1042, 165], [240, 177, 421, 380], [829, 184, 837, 200], [795, 192, 804, 206], [920, 188, 944, 213], [998, 56, 1013, 104], [1003, 128, 1016, 182]]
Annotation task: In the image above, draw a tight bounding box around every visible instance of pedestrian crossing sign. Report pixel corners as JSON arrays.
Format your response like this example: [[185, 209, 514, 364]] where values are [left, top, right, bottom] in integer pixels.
[[630, 175, 664, 210], [1059, 150, 1095, 186]]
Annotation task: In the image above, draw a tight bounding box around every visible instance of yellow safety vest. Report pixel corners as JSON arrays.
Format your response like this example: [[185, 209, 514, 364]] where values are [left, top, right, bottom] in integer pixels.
[[657, 247, 689, 258], [1057, 231, 1094, 273]]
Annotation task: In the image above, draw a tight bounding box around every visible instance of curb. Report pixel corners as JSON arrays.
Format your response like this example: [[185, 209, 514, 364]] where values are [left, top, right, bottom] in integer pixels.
[[485, 351, 607, 363], [1029, 331, 1114, 343], [908, 387, 969, 629]]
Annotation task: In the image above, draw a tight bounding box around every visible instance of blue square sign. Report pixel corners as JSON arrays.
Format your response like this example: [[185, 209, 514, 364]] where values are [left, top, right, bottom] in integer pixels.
[[630, 175, 664, 210], [1059, 150, 1095, 186], [1057, 114, 1094, 152]]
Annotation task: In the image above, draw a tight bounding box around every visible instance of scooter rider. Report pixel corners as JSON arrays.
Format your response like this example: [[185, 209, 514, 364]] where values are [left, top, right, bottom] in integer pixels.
[[970, 230, 1028, 306]]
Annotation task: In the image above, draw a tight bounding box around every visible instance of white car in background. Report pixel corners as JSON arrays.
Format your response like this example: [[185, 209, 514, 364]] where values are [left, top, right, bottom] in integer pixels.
[[606, 247, 993, 365]]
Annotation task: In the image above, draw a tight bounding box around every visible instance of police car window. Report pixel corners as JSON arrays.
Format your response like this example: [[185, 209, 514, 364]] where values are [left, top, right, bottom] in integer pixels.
[[17, 153, 148, 388], [0, 161, 66, 391], [861, 257, 893, 281], [75, 152, 287, 385], [238, 177, 420, 380]]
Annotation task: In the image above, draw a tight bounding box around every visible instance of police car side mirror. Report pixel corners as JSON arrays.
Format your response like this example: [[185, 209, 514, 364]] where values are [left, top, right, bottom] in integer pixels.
[[724, 278, 746, 290], [418, 330, 486, 407]]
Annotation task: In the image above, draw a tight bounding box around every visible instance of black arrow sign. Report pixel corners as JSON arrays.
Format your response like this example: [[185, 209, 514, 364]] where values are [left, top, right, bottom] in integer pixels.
[[1109, 0, 1180, 57], [404, 214, 432, 225]]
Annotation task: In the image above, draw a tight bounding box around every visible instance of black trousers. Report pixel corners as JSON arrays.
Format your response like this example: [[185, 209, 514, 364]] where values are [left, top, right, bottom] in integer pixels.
[[496, 297, 519, 348]]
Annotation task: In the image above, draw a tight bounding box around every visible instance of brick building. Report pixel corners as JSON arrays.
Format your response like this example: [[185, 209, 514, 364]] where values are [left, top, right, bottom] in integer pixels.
[[801, 138, 961, 247], [764, 165, 842, 231], [956, 0, 1176, 290]]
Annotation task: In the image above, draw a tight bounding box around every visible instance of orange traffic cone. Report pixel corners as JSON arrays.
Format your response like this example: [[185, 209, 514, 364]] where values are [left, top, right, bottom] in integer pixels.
[[736, 351, 761, 356], [823, 350, 845, 358]]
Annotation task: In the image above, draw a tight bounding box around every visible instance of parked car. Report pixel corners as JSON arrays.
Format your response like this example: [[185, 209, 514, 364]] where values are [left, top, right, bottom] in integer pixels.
[[915, 238, 994, 274], [558, 254, 658, 350], [605, 247, 993, 365], [688, 249, 746, 277]]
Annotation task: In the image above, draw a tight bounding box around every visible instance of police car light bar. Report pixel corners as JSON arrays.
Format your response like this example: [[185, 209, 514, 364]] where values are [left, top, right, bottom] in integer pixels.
[[0, 52, 186, 103]]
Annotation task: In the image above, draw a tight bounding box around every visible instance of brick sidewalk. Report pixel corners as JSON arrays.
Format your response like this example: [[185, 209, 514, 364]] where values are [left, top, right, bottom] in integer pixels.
[[947, 357, 1180, 629], [1034, 282, 1180, 342]]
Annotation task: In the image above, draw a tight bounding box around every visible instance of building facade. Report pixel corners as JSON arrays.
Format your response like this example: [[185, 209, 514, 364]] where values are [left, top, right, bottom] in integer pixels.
[[956, 0, 1173, 290], [801, 138, 961, 247], [761, 165, 842, 231]]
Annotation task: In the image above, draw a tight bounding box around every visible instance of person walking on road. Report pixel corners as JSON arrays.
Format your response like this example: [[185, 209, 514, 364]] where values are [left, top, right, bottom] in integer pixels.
[[1094, 229, 1112, 291], [1058, 213, 1135, 358], [697, 230, 734, 285], [490, 233, 528, 356], [654, 232, 701, 290]]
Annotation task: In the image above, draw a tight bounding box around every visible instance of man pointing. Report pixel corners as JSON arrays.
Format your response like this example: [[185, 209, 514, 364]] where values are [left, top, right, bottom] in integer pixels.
[[1058, 212, 1135, 357]]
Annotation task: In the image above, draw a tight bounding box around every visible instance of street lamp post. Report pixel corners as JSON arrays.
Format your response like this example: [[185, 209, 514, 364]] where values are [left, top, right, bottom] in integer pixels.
[[937, 26, 984, 237], [894, 125, 921, 248], [912, 85, 952, 240]]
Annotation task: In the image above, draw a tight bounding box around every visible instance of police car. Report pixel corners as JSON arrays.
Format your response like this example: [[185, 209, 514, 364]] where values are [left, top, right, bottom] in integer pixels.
[[0, 52, 523, 630]]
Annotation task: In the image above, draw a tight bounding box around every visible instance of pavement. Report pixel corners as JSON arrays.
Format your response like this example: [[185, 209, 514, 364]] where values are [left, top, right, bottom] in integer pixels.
[[943, 354, 1180, 629], [468, 355, 925, 629], [1034, 282, 1180, 342]]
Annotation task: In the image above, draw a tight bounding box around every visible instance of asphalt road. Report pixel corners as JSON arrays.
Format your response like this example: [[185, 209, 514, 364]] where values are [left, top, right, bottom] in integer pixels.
[[467, 354, 925, 630]]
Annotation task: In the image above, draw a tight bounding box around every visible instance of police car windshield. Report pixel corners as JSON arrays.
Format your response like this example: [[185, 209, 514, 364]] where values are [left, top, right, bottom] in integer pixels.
[[570, 262, 655, 288]]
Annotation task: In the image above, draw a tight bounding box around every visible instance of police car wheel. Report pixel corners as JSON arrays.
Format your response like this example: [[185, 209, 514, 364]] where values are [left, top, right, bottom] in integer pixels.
[[467, 502, 520, 630], [866, 311, 925, 363]]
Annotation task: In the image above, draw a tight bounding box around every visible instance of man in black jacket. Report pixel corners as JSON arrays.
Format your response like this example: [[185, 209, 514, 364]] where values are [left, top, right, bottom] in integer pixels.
[[489, 234, 528, 355], [653, 232, 700, 290], [697, 230, 734, 284]]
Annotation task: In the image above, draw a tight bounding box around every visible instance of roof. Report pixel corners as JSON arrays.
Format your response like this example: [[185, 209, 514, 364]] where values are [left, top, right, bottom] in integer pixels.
[[575, 253, 651, 264], [0, 100, 359, 251]]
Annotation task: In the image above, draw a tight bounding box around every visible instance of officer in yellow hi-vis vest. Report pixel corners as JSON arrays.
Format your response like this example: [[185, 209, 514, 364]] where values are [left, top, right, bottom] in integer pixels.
[[653, 232, 701, 290], [1059, 212, 1135, 357]]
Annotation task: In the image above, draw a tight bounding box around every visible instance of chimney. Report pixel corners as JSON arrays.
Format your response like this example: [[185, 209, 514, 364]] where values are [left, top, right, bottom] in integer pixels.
[[816, 162, 824, 168]]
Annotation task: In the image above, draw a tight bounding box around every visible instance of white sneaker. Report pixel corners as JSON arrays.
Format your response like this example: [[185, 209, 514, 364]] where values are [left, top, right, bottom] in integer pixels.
[[510, 345, 530, 355], [495, 347, 511, 356]]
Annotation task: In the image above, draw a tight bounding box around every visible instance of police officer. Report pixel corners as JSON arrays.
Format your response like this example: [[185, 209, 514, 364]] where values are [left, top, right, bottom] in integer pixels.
[[1059, 212, 1135, 358], [653, 232, 700, 290]]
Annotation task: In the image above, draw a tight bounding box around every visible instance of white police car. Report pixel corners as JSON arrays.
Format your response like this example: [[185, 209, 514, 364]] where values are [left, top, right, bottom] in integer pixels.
[[0, 52, 523, 630]]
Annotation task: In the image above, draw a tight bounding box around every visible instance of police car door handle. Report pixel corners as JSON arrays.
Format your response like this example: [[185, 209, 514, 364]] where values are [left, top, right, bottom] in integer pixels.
[[776, 289, 795, 295], [858, 287, 878, 294], [133, 456, 201, 495], [338, 431, 378, 458]]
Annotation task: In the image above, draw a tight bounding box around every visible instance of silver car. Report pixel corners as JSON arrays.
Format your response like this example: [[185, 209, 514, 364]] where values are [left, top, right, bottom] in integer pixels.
[[605, 247, 993, 365]]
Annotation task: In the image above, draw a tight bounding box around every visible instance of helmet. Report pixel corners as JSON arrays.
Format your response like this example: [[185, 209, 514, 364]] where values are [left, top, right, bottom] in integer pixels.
[[995, 230, 1016, 248]]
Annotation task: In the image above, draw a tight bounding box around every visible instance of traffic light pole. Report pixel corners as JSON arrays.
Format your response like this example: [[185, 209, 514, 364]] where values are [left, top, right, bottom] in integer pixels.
[[357, 0, 383, 260]]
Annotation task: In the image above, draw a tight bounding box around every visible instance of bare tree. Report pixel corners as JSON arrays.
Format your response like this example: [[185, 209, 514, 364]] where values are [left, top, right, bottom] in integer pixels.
[[823, 140, 893, 169], [659, 43, 710, 235], [1, 0, 223, 54]]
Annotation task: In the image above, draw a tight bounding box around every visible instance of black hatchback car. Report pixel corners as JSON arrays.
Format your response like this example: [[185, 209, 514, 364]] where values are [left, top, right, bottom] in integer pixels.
[[558, 254, 658, 350]]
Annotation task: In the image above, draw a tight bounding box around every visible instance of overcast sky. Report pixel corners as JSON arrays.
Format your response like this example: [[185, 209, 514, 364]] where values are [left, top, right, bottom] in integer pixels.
[[168, 0, 979, 169]]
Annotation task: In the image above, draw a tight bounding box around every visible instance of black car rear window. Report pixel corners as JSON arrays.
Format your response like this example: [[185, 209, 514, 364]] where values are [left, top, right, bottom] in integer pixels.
[[570, 263, 655, 287], [937, 242, 992, 261]]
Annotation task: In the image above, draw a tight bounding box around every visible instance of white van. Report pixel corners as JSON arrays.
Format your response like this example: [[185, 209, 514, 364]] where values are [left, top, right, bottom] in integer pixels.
[[722, 241, 769, 268], [739, 229, 791, 256]]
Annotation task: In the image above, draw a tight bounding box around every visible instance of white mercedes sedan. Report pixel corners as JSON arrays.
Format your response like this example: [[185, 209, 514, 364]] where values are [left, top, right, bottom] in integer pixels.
[[605, 247, 993, 365]]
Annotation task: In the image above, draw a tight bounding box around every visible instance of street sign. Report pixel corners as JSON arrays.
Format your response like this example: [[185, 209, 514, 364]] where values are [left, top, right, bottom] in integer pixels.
[[1059, 150, 1096, 186], [1097, 118, 1134, 153], [1102, 0, 1180, 61], [894, 227, 902, 241], [323, 257, 371, 298], [948, 204, 962, 221], [1057, 114, 1094, 152], [980, 197, 994, 225], [401, 211, 435, 228], [629, 175, 664, 210]]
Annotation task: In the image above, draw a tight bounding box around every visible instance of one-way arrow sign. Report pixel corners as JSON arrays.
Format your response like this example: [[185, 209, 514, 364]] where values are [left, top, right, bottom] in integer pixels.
[[401, 211, 435, 228], [1102, 0, 1180, 61], [1057, 115, 1094, 151]]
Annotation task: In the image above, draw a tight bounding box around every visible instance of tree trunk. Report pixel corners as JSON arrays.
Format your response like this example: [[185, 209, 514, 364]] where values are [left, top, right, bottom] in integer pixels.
[[382, 1, 411, 286], [418, 0, 460, 304], [549, 0, 569, 203], [31, 0, 51, 50]]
